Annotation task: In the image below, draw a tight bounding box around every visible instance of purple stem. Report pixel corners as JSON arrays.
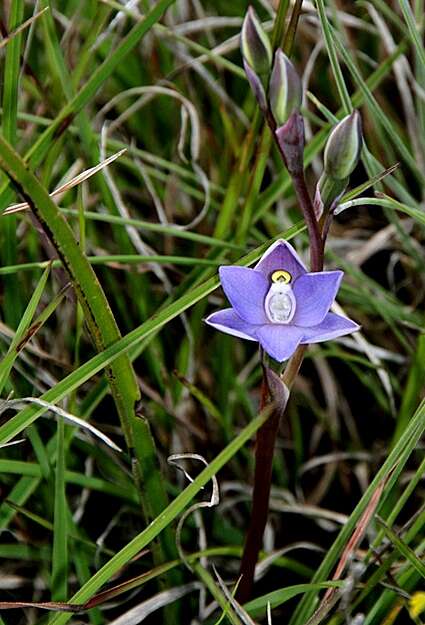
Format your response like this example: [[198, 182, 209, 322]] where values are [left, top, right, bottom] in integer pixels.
[[237, 111, 327, 603], [267, 110, 323, 272]]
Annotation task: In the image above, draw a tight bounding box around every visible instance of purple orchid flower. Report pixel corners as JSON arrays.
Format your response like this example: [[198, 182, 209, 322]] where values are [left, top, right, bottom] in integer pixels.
[[205, 239, 359, 362]]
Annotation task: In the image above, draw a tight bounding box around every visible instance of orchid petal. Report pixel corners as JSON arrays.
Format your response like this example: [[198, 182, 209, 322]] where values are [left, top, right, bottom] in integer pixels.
[[219, 266, 269, 324], [205, 309, 258, 342], [255, 325, 303, 362], [243, 59, 268, 113], [300, 312, 360, 344], [255, 239, 307, 281], [292, 271, 343, 327]]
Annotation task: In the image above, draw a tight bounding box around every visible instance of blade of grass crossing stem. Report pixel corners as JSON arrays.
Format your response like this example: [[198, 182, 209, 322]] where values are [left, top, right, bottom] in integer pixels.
[[361, 524, 425, 625], [0, 264, 51, 394], [0, 135, 177, 564], [386, 456, 425, 528], [52, 418, 68, 600], [1, 0, 24, 326], [0, 223, 304, 447], [288, 397, 425, 625], [352, 502, 424, 619], [48, 408, 273, 625], [0, 0, 177, 213]]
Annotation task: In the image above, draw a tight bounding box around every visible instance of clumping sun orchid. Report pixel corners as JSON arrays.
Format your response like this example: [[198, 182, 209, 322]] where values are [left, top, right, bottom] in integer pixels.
[[205, 240, 359, 362]]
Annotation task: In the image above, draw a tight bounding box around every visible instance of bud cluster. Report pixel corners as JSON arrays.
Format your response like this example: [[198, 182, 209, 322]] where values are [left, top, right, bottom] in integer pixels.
[[240, 5, 363, 217], [240, 6, 301, 122]]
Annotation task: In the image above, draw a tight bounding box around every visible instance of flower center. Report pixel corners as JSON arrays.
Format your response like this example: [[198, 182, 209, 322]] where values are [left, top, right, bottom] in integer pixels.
[[265, 270, 296, 324]]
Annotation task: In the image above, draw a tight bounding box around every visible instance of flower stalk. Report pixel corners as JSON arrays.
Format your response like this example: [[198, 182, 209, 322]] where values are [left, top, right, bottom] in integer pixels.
[[272, 112, 323, 272], [236, 360, 298, 603], [236, 371, 277, 601], [221, 7, 363, 602]]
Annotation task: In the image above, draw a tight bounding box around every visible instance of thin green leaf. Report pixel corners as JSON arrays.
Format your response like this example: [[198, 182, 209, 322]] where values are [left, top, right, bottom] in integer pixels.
[[52, 418, 68, 600], [0, 264, 51, 394]]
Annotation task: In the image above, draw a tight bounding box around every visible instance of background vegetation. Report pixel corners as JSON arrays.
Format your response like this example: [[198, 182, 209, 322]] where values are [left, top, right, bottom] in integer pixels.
[[0, 0, 424, 623]]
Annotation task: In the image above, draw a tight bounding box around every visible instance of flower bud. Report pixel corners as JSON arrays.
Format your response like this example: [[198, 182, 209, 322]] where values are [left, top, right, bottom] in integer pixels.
[[241, 6, 272, 77], [315, 111, 362, 217], [324, 111, 362, 180], [243, 59, 268, 112], [275, 112, 305, 175], [269, 50, 302, 126]]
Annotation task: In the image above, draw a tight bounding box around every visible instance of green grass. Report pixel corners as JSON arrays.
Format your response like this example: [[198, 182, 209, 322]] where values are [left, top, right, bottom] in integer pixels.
[[0, 1, 424, 624]]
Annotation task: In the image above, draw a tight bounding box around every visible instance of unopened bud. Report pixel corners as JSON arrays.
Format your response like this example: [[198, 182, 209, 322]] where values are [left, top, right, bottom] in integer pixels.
[[269, 50, 302, 126], [315, 111, 362, 217], [275, 112, 305, 175], [324, 111, 362, 180], [243, 59, 268, 112], [241, 7, 272, 77]]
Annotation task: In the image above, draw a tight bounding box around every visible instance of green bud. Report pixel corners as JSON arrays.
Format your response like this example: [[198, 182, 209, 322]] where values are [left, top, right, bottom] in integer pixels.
[[241, 6, 272, 77], [269, 50, 302, 126], [315, 112, 363, 216], [324, 111, 362, 180]]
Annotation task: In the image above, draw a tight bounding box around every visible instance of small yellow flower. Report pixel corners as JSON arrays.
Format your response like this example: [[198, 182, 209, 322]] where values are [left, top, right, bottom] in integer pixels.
[[409, 592, 425, 619]]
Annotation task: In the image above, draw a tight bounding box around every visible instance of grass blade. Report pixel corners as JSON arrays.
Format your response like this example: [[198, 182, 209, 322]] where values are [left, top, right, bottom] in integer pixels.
[[52, 418, 68, 600]]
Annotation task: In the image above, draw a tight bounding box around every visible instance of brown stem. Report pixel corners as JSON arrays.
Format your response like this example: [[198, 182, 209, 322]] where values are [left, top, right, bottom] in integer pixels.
[[235, 346, 307, 604], [236, 374, 278, 603]]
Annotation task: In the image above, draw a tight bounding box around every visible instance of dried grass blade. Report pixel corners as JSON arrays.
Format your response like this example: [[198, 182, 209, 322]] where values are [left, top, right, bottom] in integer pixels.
[[2, 149, 126, 216]]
